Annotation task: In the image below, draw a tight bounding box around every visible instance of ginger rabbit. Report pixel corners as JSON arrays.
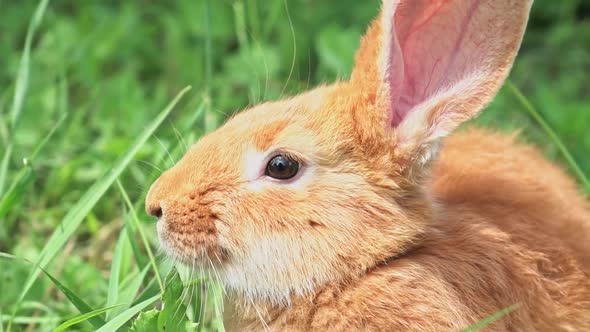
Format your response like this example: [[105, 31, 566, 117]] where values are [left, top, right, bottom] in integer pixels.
[[146, 0, 590, 330]]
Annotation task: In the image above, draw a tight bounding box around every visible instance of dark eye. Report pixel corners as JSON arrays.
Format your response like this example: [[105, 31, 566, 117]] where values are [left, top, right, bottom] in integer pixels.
[[266, 154, 300, 180]]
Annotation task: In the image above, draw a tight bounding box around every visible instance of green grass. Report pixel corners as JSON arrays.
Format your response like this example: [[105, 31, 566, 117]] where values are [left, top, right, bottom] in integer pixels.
[[0, 1, 588, 331]]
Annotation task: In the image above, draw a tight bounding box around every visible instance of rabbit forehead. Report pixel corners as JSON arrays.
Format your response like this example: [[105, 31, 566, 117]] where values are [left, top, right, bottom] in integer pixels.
[[219, 84, 342, 154]]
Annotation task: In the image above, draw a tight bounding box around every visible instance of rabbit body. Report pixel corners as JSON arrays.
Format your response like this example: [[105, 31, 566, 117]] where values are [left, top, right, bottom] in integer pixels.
[[146, 0, 590, 331]]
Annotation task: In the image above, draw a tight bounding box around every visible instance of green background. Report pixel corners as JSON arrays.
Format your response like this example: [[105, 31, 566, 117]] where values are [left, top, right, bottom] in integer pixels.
[[1, 0, 588, 331]]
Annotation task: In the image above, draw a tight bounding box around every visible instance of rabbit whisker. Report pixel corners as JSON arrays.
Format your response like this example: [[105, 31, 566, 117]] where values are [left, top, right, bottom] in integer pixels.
[[154, 134, 175, 168], [280, 0, 296, 98]]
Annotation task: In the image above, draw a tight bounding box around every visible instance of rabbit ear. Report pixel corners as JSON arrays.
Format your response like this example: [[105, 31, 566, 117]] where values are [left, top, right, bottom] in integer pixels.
[[350, 0, 532, 165]]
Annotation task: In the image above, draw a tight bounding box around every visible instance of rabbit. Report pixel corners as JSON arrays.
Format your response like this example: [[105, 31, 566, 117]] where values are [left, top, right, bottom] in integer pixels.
[[145, 0, 590, 331]]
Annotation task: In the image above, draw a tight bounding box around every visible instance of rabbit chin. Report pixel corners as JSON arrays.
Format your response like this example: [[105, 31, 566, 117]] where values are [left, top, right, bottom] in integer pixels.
[[216, 234, 347, 307]]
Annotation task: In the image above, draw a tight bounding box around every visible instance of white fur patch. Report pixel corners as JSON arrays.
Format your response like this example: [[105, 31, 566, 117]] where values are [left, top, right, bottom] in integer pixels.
[[219, 232, 336, 306]]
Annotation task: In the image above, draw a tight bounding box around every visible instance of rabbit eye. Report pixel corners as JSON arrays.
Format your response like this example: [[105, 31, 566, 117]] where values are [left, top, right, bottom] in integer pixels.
[[266, 154, 299, 180]]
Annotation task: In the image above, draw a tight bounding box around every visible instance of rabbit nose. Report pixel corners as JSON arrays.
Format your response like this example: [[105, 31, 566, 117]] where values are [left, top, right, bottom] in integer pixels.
[[145, 175, 166, 219], [145, 185, 163, 219], [146, 204, 163, 219]]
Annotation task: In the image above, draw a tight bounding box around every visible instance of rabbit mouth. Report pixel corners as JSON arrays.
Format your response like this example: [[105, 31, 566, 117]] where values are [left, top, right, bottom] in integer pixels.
[[157, 217, 230, 266]]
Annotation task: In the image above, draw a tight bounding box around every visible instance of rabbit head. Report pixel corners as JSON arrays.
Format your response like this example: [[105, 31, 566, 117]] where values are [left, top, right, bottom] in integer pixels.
[[146, 0, 532, 305]]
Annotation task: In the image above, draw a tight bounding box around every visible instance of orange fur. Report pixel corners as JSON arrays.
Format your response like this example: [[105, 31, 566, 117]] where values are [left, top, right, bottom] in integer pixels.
[[146, 0, 590, 330]]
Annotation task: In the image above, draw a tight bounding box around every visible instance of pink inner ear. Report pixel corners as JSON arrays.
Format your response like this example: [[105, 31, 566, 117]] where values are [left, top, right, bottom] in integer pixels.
[[387, 0, 484, 127]]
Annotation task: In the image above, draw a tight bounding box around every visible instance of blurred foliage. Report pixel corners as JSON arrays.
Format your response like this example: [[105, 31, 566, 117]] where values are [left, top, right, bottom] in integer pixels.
[[0, 0, 588, 331]]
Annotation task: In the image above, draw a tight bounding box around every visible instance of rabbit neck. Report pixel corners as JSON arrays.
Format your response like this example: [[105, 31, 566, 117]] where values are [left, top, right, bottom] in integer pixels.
[[228, 188, 434, 330]]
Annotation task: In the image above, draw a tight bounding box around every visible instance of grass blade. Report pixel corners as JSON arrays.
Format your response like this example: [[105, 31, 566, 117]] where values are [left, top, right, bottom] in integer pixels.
[[211, 282, 226, 332], [10, 0, 51, 130], [0, 114, 66, 221], [0, 160, 34, 221], [262, 0, 284, 38], [53, 304, 123, 332], [0, 144, 12, 196], [0, 253, 105, 329], [117, 180, 165, 293], [1, 316, 60, 325], [105, 229, 128, 320], [125, 218, 147, 268], [506, 81, 590, 194], [460, 304, 519, 332], [110, 265, 150, 318], [13, 86, 191, 319], [30, 113, 67, 160], [1, 0, 51, 197], [203, 0, 212, 97], [39, 267, 106, 328], [94, 295, 160, 332]]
